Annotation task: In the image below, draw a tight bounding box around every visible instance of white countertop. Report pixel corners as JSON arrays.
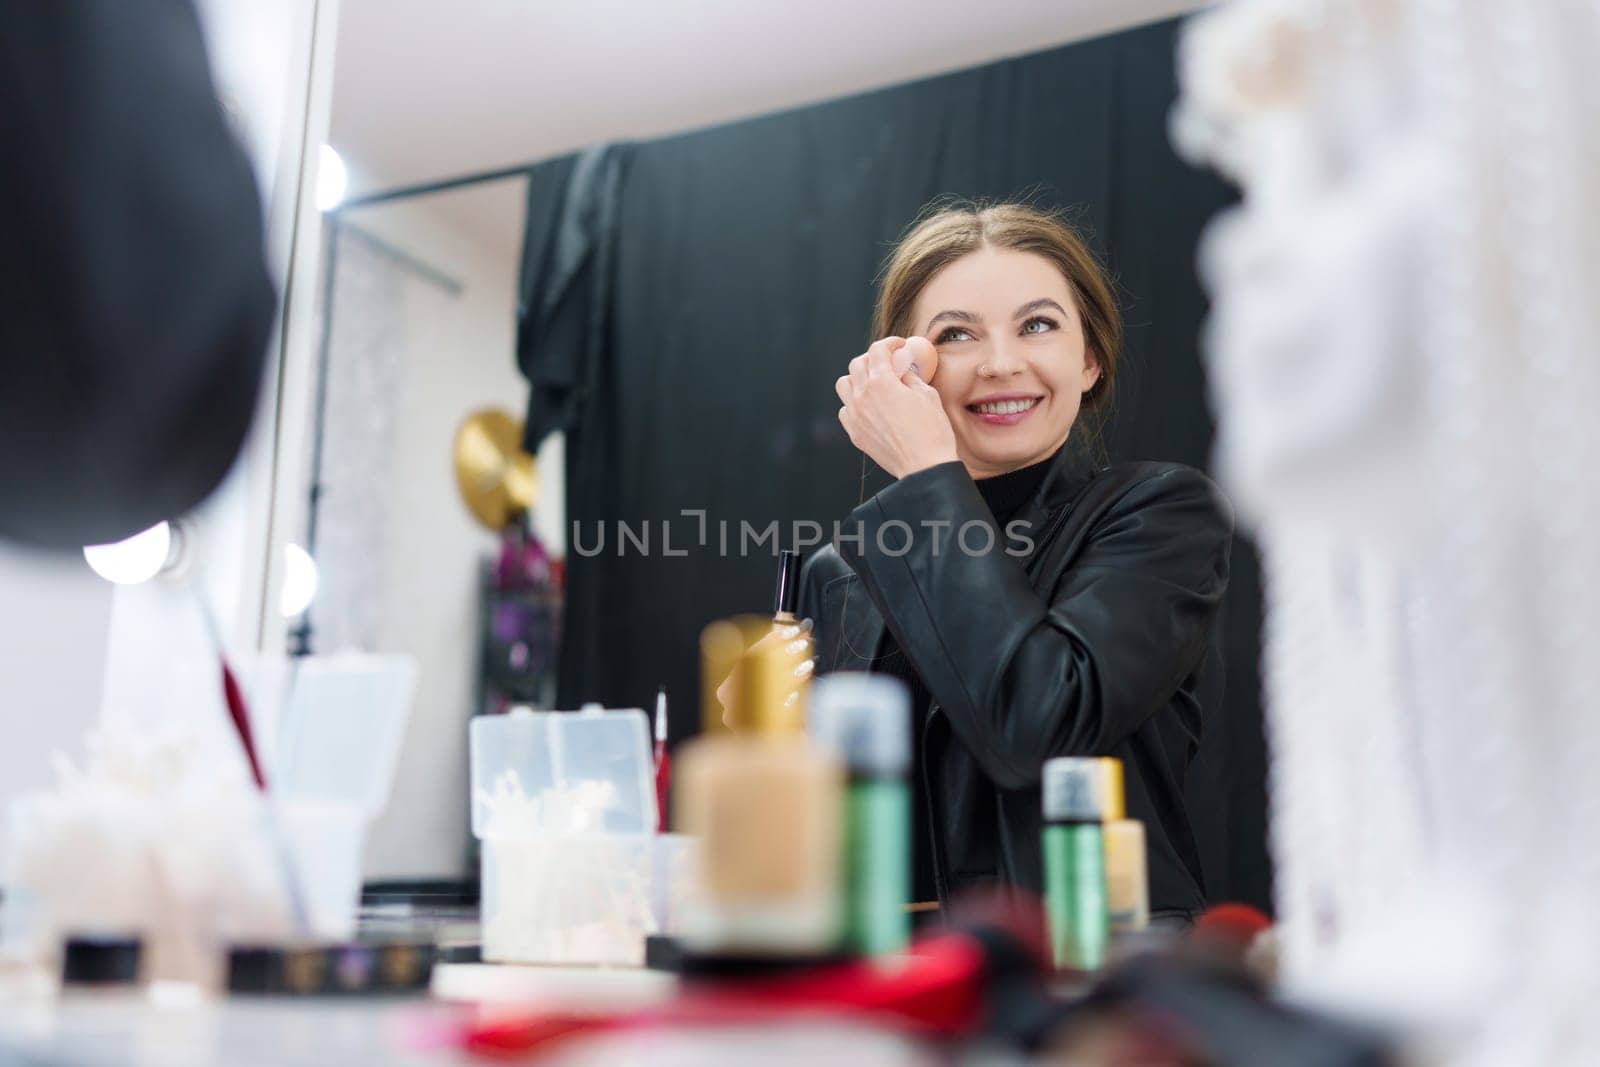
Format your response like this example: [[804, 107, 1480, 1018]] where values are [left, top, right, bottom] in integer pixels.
[[0, 975, 933, 1066]]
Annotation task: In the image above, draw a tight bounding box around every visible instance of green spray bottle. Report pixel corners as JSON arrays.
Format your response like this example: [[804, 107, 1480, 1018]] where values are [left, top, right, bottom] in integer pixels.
[[808, 673, 911, 957], [1042, 757, 1111, 972]]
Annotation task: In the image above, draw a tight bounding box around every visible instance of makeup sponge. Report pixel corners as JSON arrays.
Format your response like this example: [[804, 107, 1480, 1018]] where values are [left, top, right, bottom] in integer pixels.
[[899, 336, 940, 384]]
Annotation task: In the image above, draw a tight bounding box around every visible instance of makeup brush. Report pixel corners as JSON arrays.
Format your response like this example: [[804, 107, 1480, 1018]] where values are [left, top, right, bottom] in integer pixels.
[[653, 685, 670, 833], [191, 586, 312, 936]]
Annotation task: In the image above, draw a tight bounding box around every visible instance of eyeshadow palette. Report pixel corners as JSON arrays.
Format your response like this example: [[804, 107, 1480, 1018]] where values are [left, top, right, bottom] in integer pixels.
[[226, 940, 436, 996]]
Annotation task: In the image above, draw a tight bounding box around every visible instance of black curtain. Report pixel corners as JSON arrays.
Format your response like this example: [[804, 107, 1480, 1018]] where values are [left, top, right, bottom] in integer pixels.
[[517, 16, 1270, 911]]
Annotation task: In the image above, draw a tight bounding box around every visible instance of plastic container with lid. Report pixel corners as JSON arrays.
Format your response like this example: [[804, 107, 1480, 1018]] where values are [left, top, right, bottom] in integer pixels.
[[272, 653, 417, 941], [470, 704, 657, 838], [470, 705, 684, 966]]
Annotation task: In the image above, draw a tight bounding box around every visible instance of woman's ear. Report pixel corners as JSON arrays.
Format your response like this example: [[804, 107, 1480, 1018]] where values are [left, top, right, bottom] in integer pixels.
[[1081, 352, 1102, 394]]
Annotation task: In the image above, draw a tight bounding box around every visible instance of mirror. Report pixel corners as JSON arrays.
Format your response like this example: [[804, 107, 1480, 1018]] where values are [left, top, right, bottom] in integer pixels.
[[273, 1, 1265, 923]]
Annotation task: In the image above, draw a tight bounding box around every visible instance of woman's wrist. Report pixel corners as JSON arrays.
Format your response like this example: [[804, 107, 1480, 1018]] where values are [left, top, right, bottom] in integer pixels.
[[897, 448, 961, 479]]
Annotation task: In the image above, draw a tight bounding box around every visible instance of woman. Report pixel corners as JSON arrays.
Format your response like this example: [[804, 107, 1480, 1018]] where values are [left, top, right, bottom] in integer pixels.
[[799, 201, 1233, 925]]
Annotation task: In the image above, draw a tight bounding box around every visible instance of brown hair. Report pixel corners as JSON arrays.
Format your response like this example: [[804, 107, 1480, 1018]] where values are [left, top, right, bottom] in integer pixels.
[[872, 199, 1122, 453]]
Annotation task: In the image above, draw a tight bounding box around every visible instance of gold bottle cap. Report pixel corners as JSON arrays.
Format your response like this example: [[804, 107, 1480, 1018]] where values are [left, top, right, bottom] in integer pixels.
[[1098, 757, 1126, 821]]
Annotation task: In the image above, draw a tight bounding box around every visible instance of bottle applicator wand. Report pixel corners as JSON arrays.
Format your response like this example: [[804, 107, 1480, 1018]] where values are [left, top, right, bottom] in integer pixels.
[[773, 549, 801, 626], [769, 549, 813, 730], [709, 550, 812, 732]]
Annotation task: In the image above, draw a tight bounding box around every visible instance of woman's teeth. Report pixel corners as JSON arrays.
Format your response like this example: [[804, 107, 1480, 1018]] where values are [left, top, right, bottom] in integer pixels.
[[971, 398, 1040, 415]]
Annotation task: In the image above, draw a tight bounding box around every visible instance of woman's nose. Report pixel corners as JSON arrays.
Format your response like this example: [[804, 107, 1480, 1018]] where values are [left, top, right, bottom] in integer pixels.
[[985, 339, 1026, 375]]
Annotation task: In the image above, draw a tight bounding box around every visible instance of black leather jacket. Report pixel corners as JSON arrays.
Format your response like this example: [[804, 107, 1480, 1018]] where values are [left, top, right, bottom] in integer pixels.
[[797, 451, 1233, 918]]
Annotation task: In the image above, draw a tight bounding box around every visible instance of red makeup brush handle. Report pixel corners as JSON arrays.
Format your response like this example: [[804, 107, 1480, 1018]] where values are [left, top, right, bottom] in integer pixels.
[[221, 659, 266, 789]]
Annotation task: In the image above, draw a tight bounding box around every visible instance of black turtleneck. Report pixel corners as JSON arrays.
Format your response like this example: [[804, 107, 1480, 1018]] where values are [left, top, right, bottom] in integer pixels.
[[875, 447, 1063, 905], [971, 449, 1060, 527]]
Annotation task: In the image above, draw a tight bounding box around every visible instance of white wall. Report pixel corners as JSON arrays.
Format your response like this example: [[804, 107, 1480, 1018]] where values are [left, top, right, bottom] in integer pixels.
[[0, 547, 112, 878], [329, 182, 552, 880]]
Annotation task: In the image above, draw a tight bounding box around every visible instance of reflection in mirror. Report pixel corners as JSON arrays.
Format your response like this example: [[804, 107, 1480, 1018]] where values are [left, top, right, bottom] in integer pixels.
[[287, 179, 566, 880], [274, 0, 1266, 995]]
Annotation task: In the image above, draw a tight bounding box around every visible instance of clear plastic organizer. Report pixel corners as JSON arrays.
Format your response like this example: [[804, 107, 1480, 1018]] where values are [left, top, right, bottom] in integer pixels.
[[469, 705, 689, 966]]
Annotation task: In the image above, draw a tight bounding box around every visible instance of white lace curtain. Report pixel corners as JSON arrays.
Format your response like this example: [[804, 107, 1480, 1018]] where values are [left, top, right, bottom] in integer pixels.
[[305, 226, 408, 653], [1175, 3, 1600, 1061]]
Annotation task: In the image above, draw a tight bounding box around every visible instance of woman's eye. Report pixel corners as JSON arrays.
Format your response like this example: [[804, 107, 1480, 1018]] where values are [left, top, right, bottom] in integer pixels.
[[935, 326, 974, 344], [1021, 316, 1058, 335]]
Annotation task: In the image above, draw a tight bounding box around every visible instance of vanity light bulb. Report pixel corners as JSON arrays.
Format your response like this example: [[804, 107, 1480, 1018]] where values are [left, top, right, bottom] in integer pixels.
[[316, 145, 348, 212], [84, 522, 172, 585], [280, 543, 319, 617]]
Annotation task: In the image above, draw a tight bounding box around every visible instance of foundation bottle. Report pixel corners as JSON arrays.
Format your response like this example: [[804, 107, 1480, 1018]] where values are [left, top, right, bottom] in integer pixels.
[[1097, 757, 1150, 933], [675, 621, 842, 954]]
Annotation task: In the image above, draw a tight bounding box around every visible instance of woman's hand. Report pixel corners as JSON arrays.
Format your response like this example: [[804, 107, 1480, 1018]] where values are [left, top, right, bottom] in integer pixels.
[[835, 336, 959, 479], [715, 619, 814, 728]]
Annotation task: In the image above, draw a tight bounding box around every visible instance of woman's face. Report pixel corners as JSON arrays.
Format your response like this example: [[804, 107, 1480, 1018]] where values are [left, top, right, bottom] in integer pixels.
[[909, 246, 1100, 479]]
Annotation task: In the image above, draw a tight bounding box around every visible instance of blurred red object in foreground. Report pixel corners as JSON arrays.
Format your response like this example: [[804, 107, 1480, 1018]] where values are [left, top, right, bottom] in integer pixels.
[[458, 890, 1058, 1059], [1192, 904, 1272, 951], [1191, 903, 1275, 980], [461, 929, 1011, 1058]]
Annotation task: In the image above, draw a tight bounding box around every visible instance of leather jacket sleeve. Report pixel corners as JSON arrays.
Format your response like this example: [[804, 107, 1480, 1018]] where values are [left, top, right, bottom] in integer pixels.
[[836, 460, 1232, 790]]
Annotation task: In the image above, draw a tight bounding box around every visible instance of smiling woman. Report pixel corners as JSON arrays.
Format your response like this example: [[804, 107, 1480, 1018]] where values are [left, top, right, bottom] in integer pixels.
[[811, 200, 1232, 924], [913, 250, 1103, 476], [876, 202, 1120, 470]]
